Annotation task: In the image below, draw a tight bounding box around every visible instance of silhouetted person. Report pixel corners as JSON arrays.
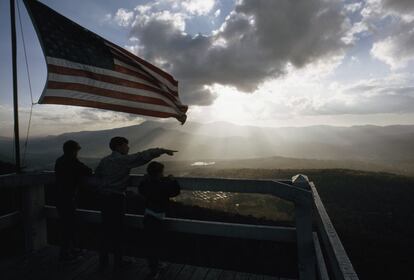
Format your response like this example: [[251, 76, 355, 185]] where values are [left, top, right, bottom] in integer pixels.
[[139, 161, 180, 279], [55, 140, 92, 261], [95, 136, 176, 270]]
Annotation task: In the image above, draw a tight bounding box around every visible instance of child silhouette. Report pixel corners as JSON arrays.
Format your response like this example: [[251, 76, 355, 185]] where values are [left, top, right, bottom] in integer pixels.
[[139, 161, 180, 279]]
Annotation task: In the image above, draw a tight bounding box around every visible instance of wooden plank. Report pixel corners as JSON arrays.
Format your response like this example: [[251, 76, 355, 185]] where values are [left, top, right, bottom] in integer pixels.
[[81, 257, 147, 280], [44, 206, 296, 242], [6, 246, 57, 280], [113, 258, 149, 280], [190, 266, 209, 280], [60, 253, 98, 280], [313, 232, 330, 280], [204, 268, 222, 280], [35, 251, 96, 280], [21, 184, 47, 253], [177, 264, 197, 280], [38, 253, 86, 280], [163, 218, 296, 242], [135, 260, 152, 280], [234, 272, 250, 280], [154, 262, 173, 280], [311, 183, 359, 280], [0, 254, 22, 272], [247, 274, 263, 280], [295, 196, 315, 280], [133, 257, 153, 273], [161, 263, 184, 280], [82, 265, 113, 280], [219, 270, 236, 280], [263, 275, 279, 280], [0, 211, 20, 230], [5, 246, 55, 280], [70, 256, 102, 280], [0, 251, 296, 280]]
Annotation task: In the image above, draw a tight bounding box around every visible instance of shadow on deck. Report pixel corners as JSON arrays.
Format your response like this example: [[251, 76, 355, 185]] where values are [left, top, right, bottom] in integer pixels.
[[2, 246, 293, 280]]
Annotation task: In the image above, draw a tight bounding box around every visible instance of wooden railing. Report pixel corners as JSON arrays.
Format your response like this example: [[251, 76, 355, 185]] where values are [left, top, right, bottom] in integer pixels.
[[0, 172, 359, 280], [311, 183, 359, 280]]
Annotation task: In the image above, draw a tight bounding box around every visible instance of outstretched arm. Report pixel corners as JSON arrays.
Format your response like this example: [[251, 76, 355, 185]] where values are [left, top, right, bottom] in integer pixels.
[[128, 148, 177, 167]]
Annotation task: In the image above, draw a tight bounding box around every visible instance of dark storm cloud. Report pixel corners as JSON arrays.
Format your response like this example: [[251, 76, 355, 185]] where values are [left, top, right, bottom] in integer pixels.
[[127, 0, 350, 105]]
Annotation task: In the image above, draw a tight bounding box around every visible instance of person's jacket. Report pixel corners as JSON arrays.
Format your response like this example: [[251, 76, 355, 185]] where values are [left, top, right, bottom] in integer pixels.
[[95, 149, 167, 193], [55, 155, 92, 199], [138, 175, 180, 213]]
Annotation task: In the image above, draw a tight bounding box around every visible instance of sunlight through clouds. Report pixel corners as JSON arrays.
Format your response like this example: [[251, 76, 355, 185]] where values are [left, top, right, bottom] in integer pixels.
[[2, 0, 414, 137]]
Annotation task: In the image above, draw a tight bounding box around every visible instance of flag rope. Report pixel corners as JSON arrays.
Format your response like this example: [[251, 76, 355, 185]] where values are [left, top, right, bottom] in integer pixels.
[[17, 0, 36, 167]]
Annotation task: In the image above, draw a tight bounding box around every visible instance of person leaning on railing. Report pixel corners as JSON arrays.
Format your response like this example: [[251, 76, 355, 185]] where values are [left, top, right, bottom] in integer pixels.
[[94, 136, 177, 271]]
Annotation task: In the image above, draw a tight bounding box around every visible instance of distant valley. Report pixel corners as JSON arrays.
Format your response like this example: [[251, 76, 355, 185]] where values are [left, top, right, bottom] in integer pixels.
[[1, 121, 413, 175]]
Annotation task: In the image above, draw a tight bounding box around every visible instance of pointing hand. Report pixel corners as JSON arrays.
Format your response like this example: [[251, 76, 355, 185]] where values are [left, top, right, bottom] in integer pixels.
[[163, 149, 178, 156]]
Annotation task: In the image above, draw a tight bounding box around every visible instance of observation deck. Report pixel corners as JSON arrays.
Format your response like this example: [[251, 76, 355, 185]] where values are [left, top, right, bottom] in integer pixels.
[[0, 173, 359, 280]]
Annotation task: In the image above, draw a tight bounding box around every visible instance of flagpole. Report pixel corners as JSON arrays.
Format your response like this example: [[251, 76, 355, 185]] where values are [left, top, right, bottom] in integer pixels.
[[10, 0, 21, 173]]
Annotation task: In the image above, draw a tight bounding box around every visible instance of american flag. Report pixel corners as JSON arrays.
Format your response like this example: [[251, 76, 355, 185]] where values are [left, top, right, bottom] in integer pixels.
[[24, 0, 188, 124]]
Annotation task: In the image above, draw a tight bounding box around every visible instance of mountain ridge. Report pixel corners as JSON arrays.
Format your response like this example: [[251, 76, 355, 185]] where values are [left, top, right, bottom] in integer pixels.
[[1, 121, 414, 174]]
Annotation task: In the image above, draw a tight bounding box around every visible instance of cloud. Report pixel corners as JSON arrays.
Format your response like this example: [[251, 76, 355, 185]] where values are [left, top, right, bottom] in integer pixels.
[[316, 92, 414, 115], [188, 66, 414, 124], [363, 0, 414, 69], [371, 28, 414, 69], [113, 0, 351, 106], [381, 0, 414, 14], [181, 0, 216, 16], [0, 105, 144, 137], [304, 75, 414, 115], [345, 2, 363, 13], [361, 0, 414, 21], [214, 9, 221, 18], [114, 8, 134, 27]]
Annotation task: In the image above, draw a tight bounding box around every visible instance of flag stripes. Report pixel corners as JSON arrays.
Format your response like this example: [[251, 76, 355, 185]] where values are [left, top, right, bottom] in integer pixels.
[[47, 82, 171, 107], [106, 41, 179, 88], [44, 90, 178, 114], [42, 96, 179, 118], [43, 56, 187, 120], [47, 73, 180, 109]]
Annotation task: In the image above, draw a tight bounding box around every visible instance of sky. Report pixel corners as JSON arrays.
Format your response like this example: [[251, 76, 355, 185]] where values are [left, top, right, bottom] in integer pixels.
[[1, 0, 414, 137]]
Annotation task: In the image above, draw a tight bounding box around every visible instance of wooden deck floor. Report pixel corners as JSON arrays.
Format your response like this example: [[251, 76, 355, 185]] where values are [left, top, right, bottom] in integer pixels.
[[1, 247, 295, 280]]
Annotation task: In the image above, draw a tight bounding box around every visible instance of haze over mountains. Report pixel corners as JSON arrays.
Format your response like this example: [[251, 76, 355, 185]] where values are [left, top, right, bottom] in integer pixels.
[[1, 121, 413, 175]]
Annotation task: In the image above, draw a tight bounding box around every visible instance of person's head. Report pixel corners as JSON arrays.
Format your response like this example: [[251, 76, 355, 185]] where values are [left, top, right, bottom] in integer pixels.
[[147, 161, 164, 179], [63, 140, 81, 157], [109, 136, 129, 155]]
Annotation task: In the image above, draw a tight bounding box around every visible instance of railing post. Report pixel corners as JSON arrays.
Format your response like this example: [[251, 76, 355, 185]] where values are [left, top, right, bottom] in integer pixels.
[[21, 184, 47, 253], [293, 175, 316, 280]]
